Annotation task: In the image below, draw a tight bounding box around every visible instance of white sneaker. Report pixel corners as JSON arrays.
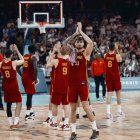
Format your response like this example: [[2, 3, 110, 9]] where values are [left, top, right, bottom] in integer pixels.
[[43, 117, 52, 125], [106, 113, 113, 119], [117, 112, 125, 118], [57, 124, 70, 131]]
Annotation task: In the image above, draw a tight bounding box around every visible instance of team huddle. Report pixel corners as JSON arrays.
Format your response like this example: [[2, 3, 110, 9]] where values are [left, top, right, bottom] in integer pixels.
[[0, 22, 125, 140]]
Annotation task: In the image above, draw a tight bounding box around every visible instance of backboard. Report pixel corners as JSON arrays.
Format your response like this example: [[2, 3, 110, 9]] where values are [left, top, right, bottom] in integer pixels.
[[18, 1, 65, 31]]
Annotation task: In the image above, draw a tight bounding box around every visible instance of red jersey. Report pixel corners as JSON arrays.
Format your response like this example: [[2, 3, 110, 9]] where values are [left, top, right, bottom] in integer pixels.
[[22, 54, 35, 80], [69, 52, 88, 85], [53, 58, 70, 94], [104, 53, 120, 82], [1, 61, 17, 82], [91, 58, 106, 77]]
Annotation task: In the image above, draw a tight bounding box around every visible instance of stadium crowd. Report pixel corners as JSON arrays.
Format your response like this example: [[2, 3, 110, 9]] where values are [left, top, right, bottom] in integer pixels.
[[0, 13, 140, 77]]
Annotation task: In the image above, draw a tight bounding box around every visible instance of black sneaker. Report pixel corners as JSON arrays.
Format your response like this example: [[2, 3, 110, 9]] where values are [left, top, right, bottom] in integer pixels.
[[90, 130, 99, 140], [70, 132, 77, 140], [30, 112, 35, 117], [25, 114, 32, 121], [83, 111, 95, 118], [76, 114, 79, 119]]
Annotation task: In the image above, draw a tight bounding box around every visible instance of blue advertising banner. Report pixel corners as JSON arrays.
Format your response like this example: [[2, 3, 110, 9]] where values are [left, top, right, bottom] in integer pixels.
[[89, 77, 140, 92]]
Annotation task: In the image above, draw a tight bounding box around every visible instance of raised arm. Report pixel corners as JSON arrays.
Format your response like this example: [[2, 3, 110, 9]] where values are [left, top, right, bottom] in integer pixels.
[[46, 54, 58, 69], [77, 22, 93, 57], [115, 43, 122, 62], [11, 44, 24, 66], [62, 27, 79, 45]]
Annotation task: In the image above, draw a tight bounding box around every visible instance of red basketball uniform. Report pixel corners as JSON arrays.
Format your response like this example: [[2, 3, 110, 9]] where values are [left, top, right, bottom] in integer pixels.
[[22, 54, 36, 94], [49, 67, 54, 95], [104, 53, 121, 92], [68, 52, 89, 103], [1, 61, 22, 103], [51, 58, 70, 105]]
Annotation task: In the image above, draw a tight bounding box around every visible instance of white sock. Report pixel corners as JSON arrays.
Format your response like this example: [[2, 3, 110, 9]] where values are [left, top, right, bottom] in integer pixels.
[[62, 109, 65, 118], [26, 110, 30, 115], [14, 117, 19, 125], [91, 121, 97, 131], [48, 110, 52, 118], [107, 104, 111, 114], [8, 117, 13, 126], [117, 105, 122, 113], [76, 107, 80, 114], [63, 118, 69, 125], [52, 116, 57, 124], [71, 123, 76, 133], [30, 108, 34, 113]]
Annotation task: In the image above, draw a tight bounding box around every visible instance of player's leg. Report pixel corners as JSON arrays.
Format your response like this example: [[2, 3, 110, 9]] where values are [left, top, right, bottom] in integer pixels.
[[116, 90, 125, 117], [79, 86, 99, 139], [6, 102, 13, 129], [58, 94, 70, 131], [13, 102, 22, 129], [76, 97, 80, 119], [0, 90, 4, 110], [69, 103, 77, 140], [25, 94, 33, 120]]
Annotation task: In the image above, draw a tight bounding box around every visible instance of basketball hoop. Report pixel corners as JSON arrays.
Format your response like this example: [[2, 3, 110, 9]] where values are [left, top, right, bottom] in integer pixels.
[[37, 22, 48, 34]]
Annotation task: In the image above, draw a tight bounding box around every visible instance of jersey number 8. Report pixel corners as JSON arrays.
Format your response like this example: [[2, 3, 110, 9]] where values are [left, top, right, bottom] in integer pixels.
[[5, 70, 10, 78]]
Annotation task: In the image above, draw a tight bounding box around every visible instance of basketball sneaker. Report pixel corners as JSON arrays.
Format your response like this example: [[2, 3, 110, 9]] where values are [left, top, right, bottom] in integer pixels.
[[117, 112, 125, 118], [106, 113, 113, 119], [58, 124, 70, 131], [25, 114, 33, 121], [10, 125, 14, 129], [69, 132, 77, 140], [43, 117, 52, 125], [30, 112, 35, 117], [90, 130, 99, 140], [49, 122, 58, 130]]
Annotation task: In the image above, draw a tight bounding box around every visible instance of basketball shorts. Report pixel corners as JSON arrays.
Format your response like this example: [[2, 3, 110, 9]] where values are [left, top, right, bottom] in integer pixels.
[[106, 81, 121, 92], [4, 80, 22, 103], [68, 85, 89, 103], [51, 92, 69, 105]]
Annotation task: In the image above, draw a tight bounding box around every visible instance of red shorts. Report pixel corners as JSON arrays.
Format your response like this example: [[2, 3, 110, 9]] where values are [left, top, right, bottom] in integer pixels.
[[51, 92, 69, 105], [22, 77, 36, 94], [4, 80, 22, 103], [106, 81, 121, 92], [68, 85, 89, 103]]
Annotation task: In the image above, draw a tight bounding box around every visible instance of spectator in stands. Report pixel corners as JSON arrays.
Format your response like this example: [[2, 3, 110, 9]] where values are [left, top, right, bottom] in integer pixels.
[[121, 60, 131, 77]]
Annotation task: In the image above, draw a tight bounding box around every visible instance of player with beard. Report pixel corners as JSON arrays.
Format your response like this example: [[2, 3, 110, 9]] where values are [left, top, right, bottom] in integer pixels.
[[66, 22, 99, 140]]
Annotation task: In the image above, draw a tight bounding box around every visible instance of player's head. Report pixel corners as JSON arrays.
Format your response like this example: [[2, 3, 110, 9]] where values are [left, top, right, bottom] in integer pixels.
[[95, 52, 101, 59], [4, 50, 13, 59], [109, 42, 115, 51], [74, 35, 84, 50], [60, 44, 71, 56], [28, 45, 36, 54], [53, 40, 61, 50]]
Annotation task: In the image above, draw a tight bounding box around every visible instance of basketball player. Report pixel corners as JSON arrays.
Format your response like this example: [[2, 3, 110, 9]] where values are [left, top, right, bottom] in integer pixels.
[[43, 40, 61, 124], [67, 22, 99, 140], [20, 45, 38, 121], [46, 45, 71, 130], [0, 44, 24, 129], [104, 42, 125, 119]]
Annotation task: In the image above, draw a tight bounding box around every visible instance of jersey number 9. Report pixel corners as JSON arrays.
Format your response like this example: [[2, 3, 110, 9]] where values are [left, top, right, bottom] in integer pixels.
[[62, 67, 67, 75]]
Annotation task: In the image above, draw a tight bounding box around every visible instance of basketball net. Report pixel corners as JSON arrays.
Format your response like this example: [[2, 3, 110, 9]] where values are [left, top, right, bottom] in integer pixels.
[[37, 22, 47, 34]]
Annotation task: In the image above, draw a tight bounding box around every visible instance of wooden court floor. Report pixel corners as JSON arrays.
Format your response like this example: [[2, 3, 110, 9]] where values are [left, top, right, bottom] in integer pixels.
[[0, 91, 140, 140]]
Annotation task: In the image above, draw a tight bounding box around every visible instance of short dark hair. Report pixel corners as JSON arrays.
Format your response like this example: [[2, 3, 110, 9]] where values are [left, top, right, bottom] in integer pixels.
[[4, 50, 13, 58], [28, 45, 36, 54], [75, 36, 84, 42], [109, 42, 115, 51]]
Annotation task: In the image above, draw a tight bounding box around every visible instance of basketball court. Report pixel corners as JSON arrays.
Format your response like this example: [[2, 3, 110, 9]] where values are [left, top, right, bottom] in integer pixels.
[[0, 91, 140, 140]]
